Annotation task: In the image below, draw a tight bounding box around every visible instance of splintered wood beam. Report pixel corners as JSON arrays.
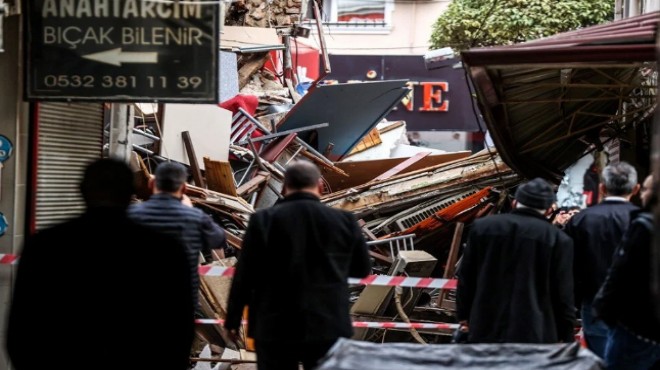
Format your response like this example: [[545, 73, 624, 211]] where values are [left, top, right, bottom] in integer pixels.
[[225, 232, 243, 250], [203, 157, 238, 197], [436, 222, 464, 308], [238, 52, 269, 89], [236, 171, 270, 196], [182, 131, 204, 187]]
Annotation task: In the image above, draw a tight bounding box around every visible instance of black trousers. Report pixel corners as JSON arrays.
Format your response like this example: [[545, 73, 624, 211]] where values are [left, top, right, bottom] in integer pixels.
[[256, 339, 337, 370]]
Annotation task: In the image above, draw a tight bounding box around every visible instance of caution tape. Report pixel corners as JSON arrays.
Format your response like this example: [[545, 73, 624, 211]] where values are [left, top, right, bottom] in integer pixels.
[[348, 275, 457, 290], [0, 254, 18, 265], [352, 321, 459, 330], [198, 266, 457, 290], [3, 257, 458, 290], [195, 319, 458, 331], [198, 265, 236, 277]]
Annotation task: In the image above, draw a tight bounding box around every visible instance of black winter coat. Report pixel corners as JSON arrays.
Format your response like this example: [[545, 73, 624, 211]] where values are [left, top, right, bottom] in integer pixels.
[[563, 199, 638, 305], [225, 192, 372, 342], [593, 211, 660, 343], [457, 208, 576, 344], [7, 208, 195, 370]]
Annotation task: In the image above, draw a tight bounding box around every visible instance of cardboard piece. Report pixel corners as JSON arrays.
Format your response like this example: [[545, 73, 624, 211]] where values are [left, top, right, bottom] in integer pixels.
[[221, 26, 284, 52]]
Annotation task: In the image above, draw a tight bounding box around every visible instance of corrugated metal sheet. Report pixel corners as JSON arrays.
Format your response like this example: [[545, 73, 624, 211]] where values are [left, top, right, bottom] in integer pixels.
[[462, 12, 658, 181], [35, 103, 104, 230]]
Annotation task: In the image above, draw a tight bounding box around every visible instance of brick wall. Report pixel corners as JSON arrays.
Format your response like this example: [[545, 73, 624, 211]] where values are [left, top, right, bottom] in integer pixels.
[[225, 0, 305, 27]]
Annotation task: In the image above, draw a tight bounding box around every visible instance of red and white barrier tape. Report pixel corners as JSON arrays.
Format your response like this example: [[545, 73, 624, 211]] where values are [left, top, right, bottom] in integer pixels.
[[3, 257, 458, 290], [195, 318, 458, 331], [349, 275, 457, 290], [0, 254, 18, 265]]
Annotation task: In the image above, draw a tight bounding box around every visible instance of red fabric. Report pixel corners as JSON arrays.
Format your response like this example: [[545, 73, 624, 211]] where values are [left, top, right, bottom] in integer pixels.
[[220, 94, 264, 157], [219, 94, 259, 116]]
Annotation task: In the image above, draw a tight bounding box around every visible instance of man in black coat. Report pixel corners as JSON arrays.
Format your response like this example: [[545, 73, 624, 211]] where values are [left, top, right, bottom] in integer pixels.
[[225, 161, 372, 370], [593, 174, 660, 368], [457, 178, 575, 344], [564, 161, 639, 358], [6, 159, 195, 370]]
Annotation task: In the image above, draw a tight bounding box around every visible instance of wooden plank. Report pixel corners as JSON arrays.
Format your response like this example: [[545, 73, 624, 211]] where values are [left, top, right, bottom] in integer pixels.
[[349, 128, 382, 155], [320, 151, 472, 192], [436, 222, 464, 308], [238, 52, 269, 89], [236, 171, 270, 196], [373, 152, 432, 181], [225, 232, 243, 250], [182, 131, 205, 187], [203, 157, 238, 197], [299, 149, 349, 178]]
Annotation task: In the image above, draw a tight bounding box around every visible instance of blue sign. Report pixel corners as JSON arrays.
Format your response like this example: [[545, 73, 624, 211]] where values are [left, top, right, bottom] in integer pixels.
[[0, 135, 13, 163], [0, 213, 8, 237]]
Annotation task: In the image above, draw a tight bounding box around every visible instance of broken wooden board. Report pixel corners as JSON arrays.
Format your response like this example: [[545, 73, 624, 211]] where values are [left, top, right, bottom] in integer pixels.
[[237, 171, 270, 197], [349, 128, 382, 155], [188, 184, 254, 214], [323, 152, 518, 217], [321, 151, 471, 192], [204, 157, 238, 197]]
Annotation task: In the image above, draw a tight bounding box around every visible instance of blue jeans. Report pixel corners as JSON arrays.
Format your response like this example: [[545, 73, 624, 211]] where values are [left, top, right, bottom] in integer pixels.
[[582, 303, 609, 358], [605, 325, 660, 370]]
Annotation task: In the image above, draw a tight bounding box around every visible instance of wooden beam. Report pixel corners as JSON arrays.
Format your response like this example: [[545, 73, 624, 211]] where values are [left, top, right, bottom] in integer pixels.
[[373, 152, 432, 182], [238, 52, 269, 89], [203, 157, 238, 197], [436, 222, 464, 308], [182, 131, 204, 187], [236, 171, 270, 196]]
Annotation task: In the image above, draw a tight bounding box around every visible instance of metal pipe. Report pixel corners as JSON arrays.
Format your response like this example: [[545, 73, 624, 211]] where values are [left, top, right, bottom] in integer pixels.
[[132, 145, 167, 161], [132, 128, 160, 141], [236, 122, 329, 146], [366, 235, 415, 245], [313, 0, 331, 74], [237, 108, 335, 166], [248, 138, 284, 199]]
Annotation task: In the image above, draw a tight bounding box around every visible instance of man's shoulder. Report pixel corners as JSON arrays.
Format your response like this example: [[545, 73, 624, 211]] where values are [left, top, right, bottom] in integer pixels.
[[473, 212, 516, 226], [574, 201, 638, 220]]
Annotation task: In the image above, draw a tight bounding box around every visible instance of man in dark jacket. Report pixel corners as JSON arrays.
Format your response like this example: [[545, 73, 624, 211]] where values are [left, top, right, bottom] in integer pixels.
[[564, 161, 639, 357], [129, 161, 227, 307], [593, 174, 660, 369], [225, 161, 372, 370], [7, 159, 195, 370], [457, 178, 575, 344]]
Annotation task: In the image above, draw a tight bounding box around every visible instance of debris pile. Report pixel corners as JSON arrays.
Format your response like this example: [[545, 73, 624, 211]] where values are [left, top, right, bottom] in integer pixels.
[[125, 2, 523, 366]]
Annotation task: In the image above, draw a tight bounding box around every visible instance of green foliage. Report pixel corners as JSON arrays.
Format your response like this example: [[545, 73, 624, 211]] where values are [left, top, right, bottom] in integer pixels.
[[430, 0, 614, 50]]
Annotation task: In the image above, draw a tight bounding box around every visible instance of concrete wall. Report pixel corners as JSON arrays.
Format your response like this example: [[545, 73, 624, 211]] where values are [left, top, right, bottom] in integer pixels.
[[319, 1, 451, 55], [0, 13, 29, 370]]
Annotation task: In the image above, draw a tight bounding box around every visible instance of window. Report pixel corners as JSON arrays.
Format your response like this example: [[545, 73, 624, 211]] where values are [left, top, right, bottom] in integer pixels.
[[321, 0, 393, 29]]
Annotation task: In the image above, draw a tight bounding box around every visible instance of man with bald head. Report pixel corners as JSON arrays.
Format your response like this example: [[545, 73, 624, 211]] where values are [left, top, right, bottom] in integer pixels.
[[225, 160, 372, 370]]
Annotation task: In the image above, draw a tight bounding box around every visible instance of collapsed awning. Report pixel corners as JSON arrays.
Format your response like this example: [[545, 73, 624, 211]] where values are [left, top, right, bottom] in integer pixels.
[[462, 12, 659, 181]]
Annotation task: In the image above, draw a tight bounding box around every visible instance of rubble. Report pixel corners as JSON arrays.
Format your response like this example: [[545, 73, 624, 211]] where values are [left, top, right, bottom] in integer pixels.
[[126, 1, 528, 364]]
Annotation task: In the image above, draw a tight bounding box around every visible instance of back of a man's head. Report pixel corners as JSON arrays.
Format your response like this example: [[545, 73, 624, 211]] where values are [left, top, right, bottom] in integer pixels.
[[80, 158, 134, 209], [284, 161, 321, 192], [514, 177, 555, 212], [155, 162, 188, 193], [601, 162, 638, 196]]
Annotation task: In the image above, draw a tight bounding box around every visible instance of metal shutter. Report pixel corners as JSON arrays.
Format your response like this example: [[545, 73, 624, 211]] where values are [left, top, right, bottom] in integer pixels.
[[34, 103, 104, 231]]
